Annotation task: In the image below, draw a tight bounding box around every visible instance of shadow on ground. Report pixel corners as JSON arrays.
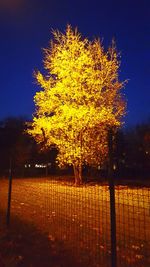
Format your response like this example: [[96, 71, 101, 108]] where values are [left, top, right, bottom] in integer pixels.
[[0, 212, 84, 267]]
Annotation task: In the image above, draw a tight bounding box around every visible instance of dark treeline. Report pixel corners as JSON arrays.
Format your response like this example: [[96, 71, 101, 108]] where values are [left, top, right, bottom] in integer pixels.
[[0, 117, 58, 177], [0, 116, 149, 180], [114, 121, 150, 179]]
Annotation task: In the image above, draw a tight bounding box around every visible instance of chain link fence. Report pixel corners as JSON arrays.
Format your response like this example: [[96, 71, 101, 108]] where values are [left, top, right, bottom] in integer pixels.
[[0, 175, 150, 267]]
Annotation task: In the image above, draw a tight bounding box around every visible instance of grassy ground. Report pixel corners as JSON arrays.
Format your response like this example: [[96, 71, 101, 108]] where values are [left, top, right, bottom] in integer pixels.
[[0, 212, 83, 267], [0, 177, 150, 267]]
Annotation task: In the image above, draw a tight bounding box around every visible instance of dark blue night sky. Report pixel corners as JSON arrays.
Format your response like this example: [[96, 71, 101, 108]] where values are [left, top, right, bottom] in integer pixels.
[[0, 0, 149, 127]]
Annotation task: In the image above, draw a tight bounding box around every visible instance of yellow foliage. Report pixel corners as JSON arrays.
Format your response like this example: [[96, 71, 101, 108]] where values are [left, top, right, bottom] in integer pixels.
[[27, 25, 126, 173]]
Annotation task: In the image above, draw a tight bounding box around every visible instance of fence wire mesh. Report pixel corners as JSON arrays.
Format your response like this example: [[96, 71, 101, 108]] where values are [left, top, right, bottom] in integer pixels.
[[0, 176, 150, 267]]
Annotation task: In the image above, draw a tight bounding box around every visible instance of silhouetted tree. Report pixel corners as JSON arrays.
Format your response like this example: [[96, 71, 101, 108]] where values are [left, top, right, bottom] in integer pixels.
[[0, 117, 30, 175], [117, 120, 150, 178]]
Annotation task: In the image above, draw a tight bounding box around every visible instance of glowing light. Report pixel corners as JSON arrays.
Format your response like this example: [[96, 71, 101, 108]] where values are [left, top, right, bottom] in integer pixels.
[[113, 164, 116, 170], [24, 164, 31, 168], [35, 164, 47, 168]]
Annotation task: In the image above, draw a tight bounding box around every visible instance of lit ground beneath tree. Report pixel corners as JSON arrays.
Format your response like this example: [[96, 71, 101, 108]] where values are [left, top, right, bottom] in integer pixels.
[[0, 177, 150, 267]]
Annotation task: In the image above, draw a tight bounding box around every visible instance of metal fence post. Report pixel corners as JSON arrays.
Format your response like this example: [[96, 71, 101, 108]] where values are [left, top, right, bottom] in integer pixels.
[[108, 129, 117, 267], [6, 157, 12, 227]]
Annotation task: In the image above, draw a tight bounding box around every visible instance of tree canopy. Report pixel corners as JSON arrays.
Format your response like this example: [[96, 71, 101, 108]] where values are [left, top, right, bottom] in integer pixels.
[[28, 25, 126, 184]]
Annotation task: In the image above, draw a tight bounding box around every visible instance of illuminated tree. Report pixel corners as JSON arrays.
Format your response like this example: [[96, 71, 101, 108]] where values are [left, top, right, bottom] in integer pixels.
[[28, 25, 126, 185]]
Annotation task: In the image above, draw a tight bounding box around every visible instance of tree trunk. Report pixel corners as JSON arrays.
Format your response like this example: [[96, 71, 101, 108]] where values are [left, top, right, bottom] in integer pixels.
[[73, 163, 82, 186], [73, 130, 83, 185]]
